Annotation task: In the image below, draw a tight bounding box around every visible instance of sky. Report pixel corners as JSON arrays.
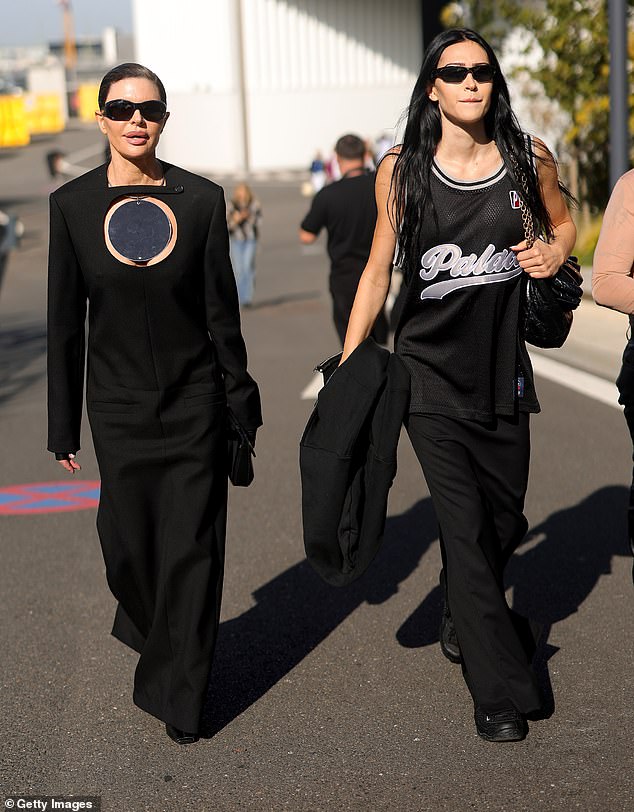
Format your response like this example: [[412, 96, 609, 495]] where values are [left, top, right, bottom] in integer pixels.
[[1, 0, 133, 47]]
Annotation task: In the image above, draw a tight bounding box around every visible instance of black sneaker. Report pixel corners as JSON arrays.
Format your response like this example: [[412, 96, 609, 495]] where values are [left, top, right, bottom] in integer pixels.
[[474, 706, 528, 742], [439, 569, 461, 664]]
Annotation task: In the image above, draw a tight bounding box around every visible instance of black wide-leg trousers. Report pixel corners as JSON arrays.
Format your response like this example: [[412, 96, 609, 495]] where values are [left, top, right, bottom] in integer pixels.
[[616, 337, 634, 571], [89, 386, 228, 734], [407, 411, 542, 714]]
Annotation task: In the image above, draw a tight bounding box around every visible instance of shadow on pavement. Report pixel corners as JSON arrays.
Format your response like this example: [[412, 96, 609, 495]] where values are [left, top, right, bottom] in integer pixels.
[[0, 318, 47, 406], [508, 485, 630, 622], [511, 484, 630, 717], [395, 485, 631, 717], [201, 497, 438, 736]]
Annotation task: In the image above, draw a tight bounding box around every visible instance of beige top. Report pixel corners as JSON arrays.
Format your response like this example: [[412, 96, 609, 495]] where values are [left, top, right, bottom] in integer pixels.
[[592, 169, 634, 314]]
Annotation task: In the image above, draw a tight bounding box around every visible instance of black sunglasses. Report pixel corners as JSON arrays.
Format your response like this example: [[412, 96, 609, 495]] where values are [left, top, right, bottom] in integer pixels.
[[431, 64, 496, 84], [102, 99, 167, 123]]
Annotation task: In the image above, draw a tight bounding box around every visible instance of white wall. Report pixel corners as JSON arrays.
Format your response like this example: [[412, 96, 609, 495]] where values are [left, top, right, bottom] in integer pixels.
[[157, 91, 245, 172], [247, 86, 410, 169], [242, 0, 421, 170], [133, 0, 239, 93], [102, 27, 119, 66], [133, 0, 422, 172], [134, 0, 246, 170]]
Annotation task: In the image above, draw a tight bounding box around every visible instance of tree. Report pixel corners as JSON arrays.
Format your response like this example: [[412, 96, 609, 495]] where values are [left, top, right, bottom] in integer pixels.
[[444, 1, 633, 213], [440, 1, 510, 49]]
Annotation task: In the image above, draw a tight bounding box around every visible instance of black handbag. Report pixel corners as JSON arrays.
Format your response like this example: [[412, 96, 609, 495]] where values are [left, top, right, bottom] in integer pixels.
[[515, 158, 583, 349], [227, 410, 255, 487], [522, 255, 583, 348]]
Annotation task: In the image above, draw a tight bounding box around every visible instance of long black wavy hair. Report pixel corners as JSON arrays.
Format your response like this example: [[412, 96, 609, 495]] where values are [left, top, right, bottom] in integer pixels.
[[392, 28, 566, 282]]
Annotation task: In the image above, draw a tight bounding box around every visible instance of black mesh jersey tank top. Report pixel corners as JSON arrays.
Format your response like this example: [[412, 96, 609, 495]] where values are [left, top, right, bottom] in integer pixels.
[[394, 158, 540, 420]]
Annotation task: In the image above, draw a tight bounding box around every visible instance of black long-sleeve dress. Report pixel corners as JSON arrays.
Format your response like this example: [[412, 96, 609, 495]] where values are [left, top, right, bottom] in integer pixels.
[[47, 162, 262, 733]]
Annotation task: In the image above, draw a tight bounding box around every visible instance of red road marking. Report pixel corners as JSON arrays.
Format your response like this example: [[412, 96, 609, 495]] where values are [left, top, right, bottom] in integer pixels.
[[0, 481, 101, 515]]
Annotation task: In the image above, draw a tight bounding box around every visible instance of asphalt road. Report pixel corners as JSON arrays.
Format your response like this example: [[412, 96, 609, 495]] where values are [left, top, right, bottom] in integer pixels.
[[1, 128, 633, 812]]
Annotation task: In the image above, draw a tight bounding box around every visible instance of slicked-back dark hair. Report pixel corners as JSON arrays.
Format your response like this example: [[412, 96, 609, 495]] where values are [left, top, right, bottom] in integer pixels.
[[391, 28, 570, 282], [98, 62, 167, 109], [335, 134, 366, 161]]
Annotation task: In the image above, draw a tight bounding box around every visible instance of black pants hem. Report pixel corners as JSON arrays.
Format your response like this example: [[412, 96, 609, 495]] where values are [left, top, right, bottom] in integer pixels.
[[407, 411, 541, 713]]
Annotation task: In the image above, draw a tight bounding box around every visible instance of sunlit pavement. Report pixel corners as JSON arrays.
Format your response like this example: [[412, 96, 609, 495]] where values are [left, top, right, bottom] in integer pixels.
[[1, 127, 633, 812]]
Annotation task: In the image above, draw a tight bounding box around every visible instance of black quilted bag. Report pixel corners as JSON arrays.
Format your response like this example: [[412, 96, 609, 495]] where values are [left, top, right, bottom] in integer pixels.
[[523, 255, 583, 348], [516, 164, 583, 349]]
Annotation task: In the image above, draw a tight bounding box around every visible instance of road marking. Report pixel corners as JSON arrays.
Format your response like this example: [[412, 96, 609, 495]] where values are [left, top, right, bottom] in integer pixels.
[[0, 481, 100, 515], [530, 352, 621, 410], [301, 371, 323, 401]]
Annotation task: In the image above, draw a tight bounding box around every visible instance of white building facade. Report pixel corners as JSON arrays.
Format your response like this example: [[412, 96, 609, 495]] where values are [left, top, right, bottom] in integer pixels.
[[133, 0, 423, 173]]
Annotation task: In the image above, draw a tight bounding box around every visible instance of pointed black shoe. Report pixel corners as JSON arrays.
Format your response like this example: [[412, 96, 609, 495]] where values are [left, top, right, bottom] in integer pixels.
[[439, 570, 462, 664], [474, 707, 528, 742], [165, 723, 199, 745]]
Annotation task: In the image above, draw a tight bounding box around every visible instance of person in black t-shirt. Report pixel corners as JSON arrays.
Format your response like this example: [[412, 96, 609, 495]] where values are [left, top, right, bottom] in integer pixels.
[[339, 30, 576, 743], [299, 133, 388, 346], [0, 209, 19, 296]]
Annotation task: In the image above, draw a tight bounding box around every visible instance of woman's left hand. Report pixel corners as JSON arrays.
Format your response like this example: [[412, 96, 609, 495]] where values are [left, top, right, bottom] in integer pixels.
[[511, 238, 564, 279]]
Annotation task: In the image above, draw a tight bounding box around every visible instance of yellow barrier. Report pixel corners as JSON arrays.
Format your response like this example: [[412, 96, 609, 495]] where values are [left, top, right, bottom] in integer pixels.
[[77, 84, 99, 123], [0, 96, 30, 148], [24, 93, 65, 134]]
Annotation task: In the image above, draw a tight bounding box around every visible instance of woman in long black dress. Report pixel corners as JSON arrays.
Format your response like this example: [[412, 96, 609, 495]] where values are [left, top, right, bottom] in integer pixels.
[[341, 29, 576, 742], [47, 63, 262, 744]]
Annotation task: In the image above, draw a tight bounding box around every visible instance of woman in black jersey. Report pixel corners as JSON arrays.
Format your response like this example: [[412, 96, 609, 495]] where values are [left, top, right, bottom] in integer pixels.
[[341, 29, 576, 742]]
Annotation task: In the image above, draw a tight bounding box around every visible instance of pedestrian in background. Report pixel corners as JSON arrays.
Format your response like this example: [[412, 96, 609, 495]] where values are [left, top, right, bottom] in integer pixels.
[[47, 62, 261, 746], [299, 133, 388, 347], [309, 150, 327, 193], [228, 182, 261, 307], [0, 208, 22, 295], [591, 169, 634, 582], [340, 29, 576, 742]]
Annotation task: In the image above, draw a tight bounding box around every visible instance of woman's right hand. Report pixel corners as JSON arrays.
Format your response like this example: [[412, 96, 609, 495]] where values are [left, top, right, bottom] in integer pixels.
[[57, 454, 81, 474]]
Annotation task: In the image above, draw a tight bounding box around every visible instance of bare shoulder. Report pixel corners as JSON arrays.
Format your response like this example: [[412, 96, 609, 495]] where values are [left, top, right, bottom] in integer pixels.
[[527, 135, 561, 190], [378, 145, 402, 165], [616, 168, 634, 195], [382, 145, 402, 158], [528, 135, 557, 168], [376, 146, 401, 183], [529, 135, 551, 155]]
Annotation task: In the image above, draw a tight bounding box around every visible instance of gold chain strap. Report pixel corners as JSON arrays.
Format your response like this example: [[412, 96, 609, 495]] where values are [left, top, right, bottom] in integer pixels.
[[518, 192, 535, 249], [510, 153, 535, 249]]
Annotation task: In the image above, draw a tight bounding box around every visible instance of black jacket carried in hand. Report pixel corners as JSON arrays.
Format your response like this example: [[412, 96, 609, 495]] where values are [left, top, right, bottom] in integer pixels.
[[300, 338, 410, 586]]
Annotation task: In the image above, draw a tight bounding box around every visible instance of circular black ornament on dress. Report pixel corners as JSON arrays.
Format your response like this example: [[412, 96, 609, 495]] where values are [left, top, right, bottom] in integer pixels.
[[107, 199, 172, 262]]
